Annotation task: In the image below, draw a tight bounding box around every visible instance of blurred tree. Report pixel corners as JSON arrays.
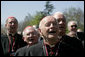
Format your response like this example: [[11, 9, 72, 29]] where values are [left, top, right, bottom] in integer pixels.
[[63, 7, 84, 32], [24, 1, 55, 27], [18, 13, 33, 32], [9, 1, 55, 33], [41, 1, 54, 16], [28, 11, 44, 27]]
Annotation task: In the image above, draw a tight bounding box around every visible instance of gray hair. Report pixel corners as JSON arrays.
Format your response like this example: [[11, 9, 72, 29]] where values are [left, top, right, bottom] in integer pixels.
[[23, 26, 39, 37], [67, 20, 77, 27]]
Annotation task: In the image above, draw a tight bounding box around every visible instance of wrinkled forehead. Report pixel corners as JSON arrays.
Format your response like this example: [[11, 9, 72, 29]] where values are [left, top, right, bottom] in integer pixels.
[[24, 26, 36, 33], [42, 16, 56, 23], [25, 29, 35, 33], [70, 22, 77, 26], [53, 13, 65, 20]]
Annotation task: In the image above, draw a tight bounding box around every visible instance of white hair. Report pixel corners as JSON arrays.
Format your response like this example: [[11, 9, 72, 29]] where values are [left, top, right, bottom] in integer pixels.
[[53, 11, 63, 15], [67, 21, 77, 27], [52, 11, 66, 20]]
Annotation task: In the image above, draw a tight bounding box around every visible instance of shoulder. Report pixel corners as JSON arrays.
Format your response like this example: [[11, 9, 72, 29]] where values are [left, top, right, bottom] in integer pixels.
[[15, 33, 22, 38], [26, 42, 44, 56], [30, 42, 43, 49], [77, 32, 84, 37], [1, 34, 8, 42], [27, 42, 43, 53], [15, 46, 28, 56], [15, 33, 23, 41]]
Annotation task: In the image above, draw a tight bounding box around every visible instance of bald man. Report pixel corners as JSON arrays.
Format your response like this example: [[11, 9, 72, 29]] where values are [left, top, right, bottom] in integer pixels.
[[15, 26, 39, 56]]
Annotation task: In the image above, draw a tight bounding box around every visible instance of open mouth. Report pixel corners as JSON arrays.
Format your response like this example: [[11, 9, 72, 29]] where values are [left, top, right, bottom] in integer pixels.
[[48, 31, 56, 34], [29, 38, 34, 41], [9, 27, 15, 30], [28, 38, 34, 44]]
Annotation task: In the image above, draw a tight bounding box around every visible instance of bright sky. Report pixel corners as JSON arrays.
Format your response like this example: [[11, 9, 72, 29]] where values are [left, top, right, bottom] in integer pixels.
[[1, 1, 84, 25]]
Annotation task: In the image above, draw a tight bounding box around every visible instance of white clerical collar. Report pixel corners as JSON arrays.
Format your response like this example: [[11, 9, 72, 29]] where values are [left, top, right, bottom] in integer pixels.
[[49, 44, 55, 48], [58, 36, 62, 40]]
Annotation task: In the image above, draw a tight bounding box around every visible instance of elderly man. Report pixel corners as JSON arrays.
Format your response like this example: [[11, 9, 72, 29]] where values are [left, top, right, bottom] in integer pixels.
[[25, 16, 79, 56], [53, 12, 83, 56], [67, 21, 84, 47], [15, 26, 39, 56], [67, 21, 78, 37], [53, 12, 66, 37], [1, 17, 26, 56]]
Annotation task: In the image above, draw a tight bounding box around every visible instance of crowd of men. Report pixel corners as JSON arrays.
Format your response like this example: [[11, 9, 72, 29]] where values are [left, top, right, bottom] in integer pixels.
[[0, 11, 84, 56]]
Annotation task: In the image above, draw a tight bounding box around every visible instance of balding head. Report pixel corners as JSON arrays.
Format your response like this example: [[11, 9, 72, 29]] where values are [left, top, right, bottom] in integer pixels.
[[5, 16, 18, 35], [53, 12, 65, 20], [23, 26, 38, 37], [6, 16, 18, 24], [38, 16, 59, 43], [39, 16, 58, 30], [23, 26, 39, 45]]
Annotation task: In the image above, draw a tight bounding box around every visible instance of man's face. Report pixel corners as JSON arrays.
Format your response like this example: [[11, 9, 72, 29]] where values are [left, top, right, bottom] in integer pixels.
[[53, 13, 66, 36], [5, 18, 18, 34], [68, 22, 77, 32], [40, 16, 59, 40], [24, 28, 38, 45]]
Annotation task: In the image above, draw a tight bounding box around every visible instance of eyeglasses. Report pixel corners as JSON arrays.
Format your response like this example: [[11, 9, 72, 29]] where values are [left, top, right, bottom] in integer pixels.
[[71, 25, 77, 28]]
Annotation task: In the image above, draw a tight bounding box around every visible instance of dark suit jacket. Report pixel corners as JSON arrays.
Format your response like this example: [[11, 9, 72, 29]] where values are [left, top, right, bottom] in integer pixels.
[[62, 35, 83, 49], [15, 46, 28, 56], [26, 40, 82, 56], [62, 35, 84, 56], [0, 35, 4, 56], [77, 32, 84, 41], [1, 33, 26, 56]]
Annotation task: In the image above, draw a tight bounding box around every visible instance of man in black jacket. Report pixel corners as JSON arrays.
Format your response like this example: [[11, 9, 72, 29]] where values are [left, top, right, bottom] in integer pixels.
[[67, 21, 84, 47], [1, 16, 26, 56]]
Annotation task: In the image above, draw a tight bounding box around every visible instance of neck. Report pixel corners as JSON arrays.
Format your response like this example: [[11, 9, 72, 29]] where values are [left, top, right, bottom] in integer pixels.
[[44, 38, 60, 46], [7, 31, 16, 36], [68, 32, 77, 37], [59, 32, 65, 37]]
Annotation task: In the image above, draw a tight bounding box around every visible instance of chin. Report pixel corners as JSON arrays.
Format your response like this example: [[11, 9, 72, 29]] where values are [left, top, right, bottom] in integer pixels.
[[48, 36, 56, 39]]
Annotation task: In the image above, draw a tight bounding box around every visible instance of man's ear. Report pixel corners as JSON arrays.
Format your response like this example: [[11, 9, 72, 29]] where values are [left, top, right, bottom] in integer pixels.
[[38, 28, 42, 36]]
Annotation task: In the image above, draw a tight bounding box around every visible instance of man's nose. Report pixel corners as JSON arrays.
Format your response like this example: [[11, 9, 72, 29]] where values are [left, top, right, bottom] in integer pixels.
[[29, 34, 33, 37], [59, 21, 63, 24], [50, 23, 54, 27], [72, 26, 77, 29], [11, 23, 15, 25]]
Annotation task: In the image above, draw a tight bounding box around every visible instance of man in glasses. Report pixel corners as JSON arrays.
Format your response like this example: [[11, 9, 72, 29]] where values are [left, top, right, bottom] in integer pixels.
[[67, 20, 84, 48], [67, 21, 78, 38]]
